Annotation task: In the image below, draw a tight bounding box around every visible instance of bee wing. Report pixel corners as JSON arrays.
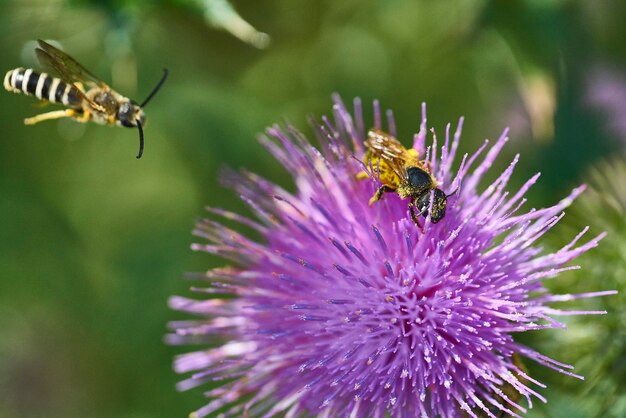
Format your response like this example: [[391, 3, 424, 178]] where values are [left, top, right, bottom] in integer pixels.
[[36, 40, 105, 88], [365, 130, 419, 160], [381, 157, 410, 182], [35, 41, 108, 113], [364, 129, 418, 180]]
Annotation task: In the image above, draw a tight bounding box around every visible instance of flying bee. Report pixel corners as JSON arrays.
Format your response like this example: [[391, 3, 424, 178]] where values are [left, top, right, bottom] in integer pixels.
[[3, 39, 168, 159], [358, 129, 454, 225]]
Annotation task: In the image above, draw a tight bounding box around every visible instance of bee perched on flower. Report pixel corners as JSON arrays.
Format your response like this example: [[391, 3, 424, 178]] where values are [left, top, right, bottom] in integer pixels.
[[358, 128, 454, 226], [168, 96, 615, 417]]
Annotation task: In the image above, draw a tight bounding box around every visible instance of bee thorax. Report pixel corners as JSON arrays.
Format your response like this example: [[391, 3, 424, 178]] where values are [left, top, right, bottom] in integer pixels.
[[396, 185, 415, 199], [89, 90, 119, 114]]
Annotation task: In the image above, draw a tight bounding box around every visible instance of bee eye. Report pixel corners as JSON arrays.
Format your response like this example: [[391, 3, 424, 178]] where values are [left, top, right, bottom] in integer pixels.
[[117, 102, 135, 127], [430, 189, 447, 223], [406, 167, 432, 192], [416, 189, 447, 223], [416, 193, 430, 215]]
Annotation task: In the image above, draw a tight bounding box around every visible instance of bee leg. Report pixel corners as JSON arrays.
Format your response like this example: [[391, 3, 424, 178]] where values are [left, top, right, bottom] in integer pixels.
[[76, 110, 91, 123], [409, 201, 425, 232], [369, 185, 395, 206], [33, 101, 50, 109], [24, 109, 78, 125]]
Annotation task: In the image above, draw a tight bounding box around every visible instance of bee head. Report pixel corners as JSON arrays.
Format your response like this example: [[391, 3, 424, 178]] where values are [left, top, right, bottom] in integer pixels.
[[415, 188, 447, 223], [117, 100, 145, 128], [124, 69, 168, 159]]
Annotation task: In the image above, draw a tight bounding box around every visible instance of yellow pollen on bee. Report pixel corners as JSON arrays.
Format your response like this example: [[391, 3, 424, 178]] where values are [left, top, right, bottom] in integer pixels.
[[356, 170, 369, 180]]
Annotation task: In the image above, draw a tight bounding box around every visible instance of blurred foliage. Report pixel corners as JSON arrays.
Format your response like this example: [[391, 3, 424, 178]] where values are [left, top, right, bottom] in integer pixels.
[[534, 158, 626, 418], [0, 0, 624, 417]]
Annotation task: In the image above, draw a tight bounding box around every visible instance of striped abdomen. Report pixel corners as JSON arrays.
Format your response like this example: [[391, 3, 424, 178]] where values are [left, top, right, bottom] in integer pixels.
[[4, 67, 82, 108]]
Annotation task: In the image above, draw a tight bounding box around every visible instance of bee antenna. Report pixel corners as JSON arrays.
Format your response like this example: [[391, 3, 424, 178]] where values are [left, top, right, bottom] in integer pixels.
[[136, 119, 144, 159], [446, 187, 459, 198], [140, 68, 168, 108]]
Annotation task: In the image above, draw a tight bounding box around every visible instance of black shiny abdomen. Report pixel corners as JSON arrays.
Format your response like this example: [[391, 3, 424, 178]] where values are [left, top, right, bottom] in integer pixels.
[[406, 166, 433, 195]]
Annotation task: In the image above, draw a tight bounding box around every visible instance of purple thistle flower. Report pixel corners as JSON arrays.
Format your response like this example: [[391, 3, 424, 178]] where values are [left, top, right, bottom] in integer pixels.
[[168, 96, 615, 417]]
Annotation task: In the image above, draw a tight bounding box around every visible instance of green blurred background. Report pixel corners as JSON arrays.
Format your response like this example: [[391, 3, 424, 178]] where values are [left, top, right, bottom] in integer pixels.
[[0, 0, 624, 417]]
